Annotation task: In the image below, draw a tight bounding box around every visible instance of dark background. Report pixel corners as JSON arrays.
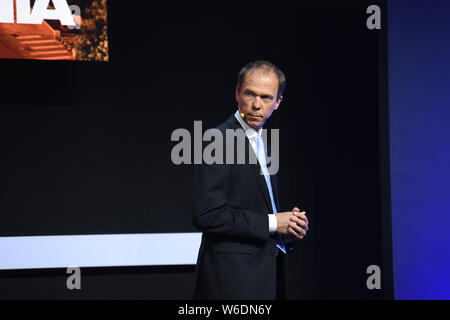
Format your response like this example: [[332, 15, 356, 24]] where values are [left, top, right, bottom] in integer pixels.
[[0, 0, 391, 299]]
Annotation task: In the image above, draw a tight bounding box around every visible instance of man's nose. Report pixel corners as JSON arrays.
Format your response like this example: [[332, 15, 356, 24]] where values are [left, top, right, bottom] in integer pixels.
[[252, 97, 262, 109]]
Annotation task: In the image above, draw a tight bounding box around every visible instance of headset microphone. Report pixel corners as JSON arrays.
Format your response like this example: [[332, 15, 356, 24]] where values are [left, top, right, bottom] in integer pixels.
[[238, 108, 245, 119]]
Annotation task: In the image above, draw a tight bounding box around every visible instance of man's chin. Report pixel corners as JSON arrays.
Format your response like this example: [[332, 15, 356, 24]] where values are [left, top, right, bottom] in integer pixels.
[[246, 119, 262, 129]]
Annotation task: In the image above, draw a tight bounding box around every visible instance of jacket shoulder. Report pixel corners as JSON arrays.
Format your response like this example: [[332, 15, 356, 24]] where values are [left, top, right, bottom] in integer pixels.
[[214, 114, 240, 133]]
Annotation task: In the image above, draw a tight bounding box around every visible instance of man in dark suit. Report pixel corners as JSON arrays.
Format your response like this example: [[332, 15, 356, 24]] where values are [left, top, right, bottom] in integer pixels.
[[192, 60, 309, 299]]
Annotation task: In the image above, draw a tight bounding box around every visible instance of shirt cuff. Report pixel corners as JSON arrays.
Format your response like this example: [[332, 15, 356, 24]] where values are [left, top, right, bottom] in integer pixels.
[[268, 214, 277, 234]]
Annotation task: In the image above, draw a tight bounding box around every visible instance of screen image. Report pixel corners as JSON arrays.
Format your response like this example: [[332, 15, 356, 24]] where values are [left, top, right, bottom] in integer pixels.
[[1, 0, 449, 301], [0, 0, 108, 61]]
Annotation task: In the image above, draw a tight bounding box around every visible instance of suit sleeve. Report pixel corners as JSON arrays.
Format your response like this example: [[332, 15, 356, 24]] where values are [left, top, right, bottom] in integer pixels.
[[192, 161, 269, 243]]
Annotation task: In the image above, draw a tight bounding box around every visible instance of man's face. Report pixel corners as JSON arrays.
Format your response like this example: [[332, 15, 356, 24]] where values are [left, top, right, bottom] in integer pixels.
[[235, 69, 282, 130]]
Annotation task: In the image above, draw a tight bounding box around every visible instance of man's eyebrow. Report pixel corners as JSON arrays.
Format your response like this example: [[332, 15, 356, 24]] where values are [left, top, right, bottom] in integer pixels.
[[244, 88, 274, 98]]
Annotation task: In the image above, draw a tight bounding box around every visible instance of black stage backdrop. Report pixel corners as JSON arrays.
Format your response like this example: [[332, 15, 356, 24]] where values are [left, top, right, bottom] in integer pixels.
[[0, 0, 391, 299]]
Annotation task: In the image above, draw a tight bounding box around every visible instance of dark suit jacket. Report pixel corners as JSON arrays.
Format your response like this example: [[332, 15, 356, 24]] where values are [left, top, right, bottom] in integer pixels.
[[192, 113, 294, 299]]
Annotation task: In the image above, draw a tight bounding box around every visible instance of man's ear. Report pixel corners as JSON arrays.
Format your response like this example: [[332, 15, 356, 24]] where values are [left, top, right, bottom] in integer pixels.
[[274, 96, 283, 110]]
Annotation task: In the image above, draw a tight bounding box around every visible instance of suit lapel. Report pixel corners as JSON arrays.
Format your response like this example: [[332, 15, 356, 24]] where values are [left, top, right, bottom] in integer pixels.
[[270, 171, 280, 212], [250, 159, 275, 214], [267, 142, 280, 212]]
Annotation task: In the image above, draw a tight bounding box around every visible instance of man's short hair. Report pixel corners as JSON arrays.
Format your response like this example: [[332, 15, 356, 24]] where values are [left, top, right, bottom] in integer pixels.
[[236, 60, 286, 101]]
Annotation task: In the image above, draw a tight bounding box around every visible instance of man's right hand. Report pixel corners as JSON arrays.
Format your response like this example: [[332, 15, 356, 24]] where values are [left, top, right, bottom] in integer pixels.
[[275, 207, 308, 240]]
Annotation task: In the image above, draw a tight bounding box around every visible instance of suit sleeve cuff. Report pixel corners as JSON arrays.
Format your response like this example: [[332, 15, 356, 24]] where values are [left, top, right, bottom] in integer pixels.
[[268, 214, 277, 234]]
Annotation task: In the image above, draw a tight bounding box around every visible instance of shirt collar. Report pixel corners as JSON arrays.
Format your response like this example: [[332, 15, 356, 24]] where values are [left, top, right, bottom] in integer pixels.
[[234, 110, 262, 140]]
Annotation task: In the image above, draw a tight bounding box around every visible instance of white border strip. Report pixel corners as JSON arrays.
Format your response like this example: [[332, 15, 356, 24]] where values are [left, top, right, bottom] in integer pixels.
[[0, 233, 202, 270]]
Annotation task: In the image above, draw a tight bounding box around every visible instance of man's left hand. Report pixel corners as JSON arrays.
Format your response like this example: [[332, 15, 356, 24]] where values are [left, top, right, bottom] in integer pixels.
[[285, 207, 309, 241]]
